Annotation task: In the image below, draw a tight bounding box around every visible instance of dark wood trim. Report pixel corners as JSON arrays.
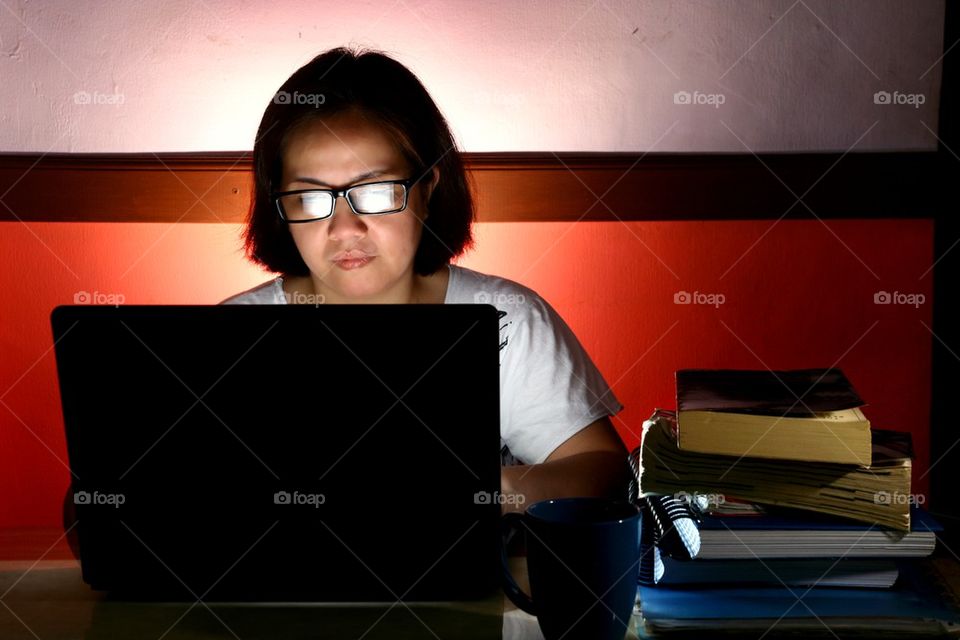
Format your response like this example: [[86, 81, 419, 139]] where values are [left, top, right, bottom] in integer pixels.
[[0, 152, 255, 224], [0, 151, 947, 223]]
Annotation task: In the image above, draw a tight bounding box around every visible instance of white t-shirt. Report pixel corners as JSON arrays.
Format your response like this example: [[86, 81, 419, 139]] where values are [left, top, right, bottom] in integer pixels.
[[220, 264, 624, 465]]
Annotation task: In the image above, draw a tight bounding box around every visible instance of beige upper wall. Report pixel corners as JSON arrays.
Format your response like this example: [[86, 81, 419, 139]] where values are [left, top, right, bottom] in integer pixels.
[[0, 0, 946, 153]]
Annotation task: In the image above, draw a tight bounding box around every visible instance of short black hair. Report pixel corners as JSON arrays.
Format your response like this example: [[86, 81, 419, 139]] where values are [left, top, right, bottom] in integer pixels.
[[243, 47, 475, 276]]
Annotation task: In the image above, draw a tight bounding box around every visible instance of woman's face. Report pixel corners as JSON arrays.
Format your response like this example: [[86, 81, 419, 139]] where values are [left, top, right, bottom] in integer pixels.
[[279, 110, 436, 303]]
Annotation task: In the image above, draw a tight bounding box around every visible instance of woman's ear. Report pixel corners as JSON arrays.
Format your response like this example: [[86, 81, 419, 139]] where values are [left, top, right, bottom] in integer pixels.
[[422, 167, 440, 219], [426, 166, 440, 199]]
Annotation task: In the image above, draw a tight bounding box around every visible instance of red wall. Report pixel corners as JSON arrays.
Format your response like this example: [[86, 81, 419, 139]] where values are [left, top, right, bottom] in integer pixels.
[[0, 218, 934, 527]]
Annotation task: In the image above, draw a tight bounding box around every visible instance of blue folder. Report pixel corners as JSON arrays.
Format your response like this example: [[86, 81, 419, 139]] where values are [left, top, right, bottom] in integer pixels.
[[637, 560, 960, 636]]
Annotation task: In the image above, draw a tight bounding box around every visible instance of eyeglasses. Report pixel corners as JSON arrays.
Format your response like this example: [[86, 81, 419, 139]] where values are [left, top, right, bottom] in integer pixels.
[[273, 178, 418, 223]]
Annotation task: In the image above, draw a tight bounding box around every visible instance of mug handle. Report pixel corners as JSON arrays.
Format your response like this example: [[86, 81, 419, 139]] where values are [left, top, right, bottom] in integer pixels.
[[501, 512, 537, 615]]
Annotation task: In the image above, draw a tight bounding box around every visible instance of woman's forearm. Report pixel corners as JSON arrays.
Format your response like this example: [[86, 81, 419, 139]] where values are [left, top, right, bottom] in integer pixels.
[[499, 450, 632, 514]]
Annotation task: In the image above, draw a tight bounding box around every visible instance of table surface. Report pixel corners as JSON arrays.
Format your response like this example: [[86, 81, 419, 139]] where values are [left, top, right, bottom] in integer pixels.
[[10, 527, 960, 640], [0, 528, 641, 640]]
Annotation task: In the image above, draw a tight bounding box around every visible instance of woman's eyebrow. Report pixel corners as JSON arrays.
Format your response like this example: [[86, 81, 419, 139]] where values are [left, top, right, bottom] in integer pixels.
[[290, 170, 390, 188]]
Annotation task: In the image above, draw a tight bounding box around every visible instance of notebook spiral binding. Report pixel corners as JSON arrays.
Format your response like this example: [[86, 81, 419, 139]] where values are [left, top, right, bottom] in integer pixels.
[[627, 437, 702, 587]]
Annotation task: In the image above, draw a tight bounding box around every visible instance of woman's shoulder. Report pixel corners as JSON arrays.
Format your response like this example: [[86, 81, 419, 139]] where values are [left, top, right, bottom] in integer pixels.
[[446, 265, 561, 338], [219, 277, 286, 305], [447, 264, 543, 309]]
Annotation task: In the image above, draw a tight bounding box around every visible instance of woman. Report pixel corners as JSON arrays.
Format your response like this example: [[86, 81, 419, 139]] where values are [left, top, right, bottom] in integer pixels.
[[221, 47, 630, 512]]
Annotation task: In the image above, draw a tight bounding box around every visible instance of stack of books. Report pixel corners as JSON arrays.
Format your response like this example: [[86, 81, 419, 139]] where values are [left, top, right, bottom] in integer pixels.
[[640, 407, 912, 531], [632, 368, 958, 636]]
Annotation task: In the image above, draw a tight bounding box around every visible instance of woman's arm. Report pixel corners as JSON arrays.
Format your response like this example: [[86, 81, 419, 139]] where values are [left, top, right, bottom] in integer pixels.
[[500, 416, 631, 514]]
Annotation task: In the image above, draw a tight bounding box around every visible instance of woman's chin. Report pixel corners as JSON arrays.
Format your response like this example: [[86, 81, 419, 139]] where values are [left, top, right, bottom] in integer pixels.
[[329, 276, 390, 301]]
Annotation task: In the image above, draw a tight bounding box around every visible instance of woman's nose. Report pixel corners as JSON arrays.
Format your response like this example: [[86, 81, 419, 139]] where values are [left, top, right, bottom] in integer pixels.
[[326, 196, 367, 238]]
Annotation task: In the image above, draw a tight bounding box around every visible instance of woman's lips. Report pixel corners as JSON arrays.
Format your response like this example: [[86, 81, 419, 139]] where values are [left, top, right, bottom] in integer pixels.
[[332, 255, 375, 270]]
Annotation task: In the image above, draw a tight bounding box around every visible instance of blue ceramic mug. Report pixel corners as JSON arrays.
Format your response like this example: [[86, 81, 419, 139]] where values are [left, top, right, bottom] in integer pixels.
[[501, 497, 641, 640]]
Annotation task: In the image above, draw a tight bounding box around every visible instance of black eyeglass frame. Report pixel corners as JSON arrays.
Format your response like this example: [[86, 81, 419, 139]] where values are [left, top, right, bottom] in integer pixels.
[[272, 177, 421, 223]]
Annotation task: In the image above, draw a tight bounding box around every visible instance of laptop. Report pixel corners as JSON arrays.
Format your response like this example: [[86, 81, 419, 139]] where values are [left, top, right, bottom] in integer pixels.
[[50, 304, 501, 602]]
